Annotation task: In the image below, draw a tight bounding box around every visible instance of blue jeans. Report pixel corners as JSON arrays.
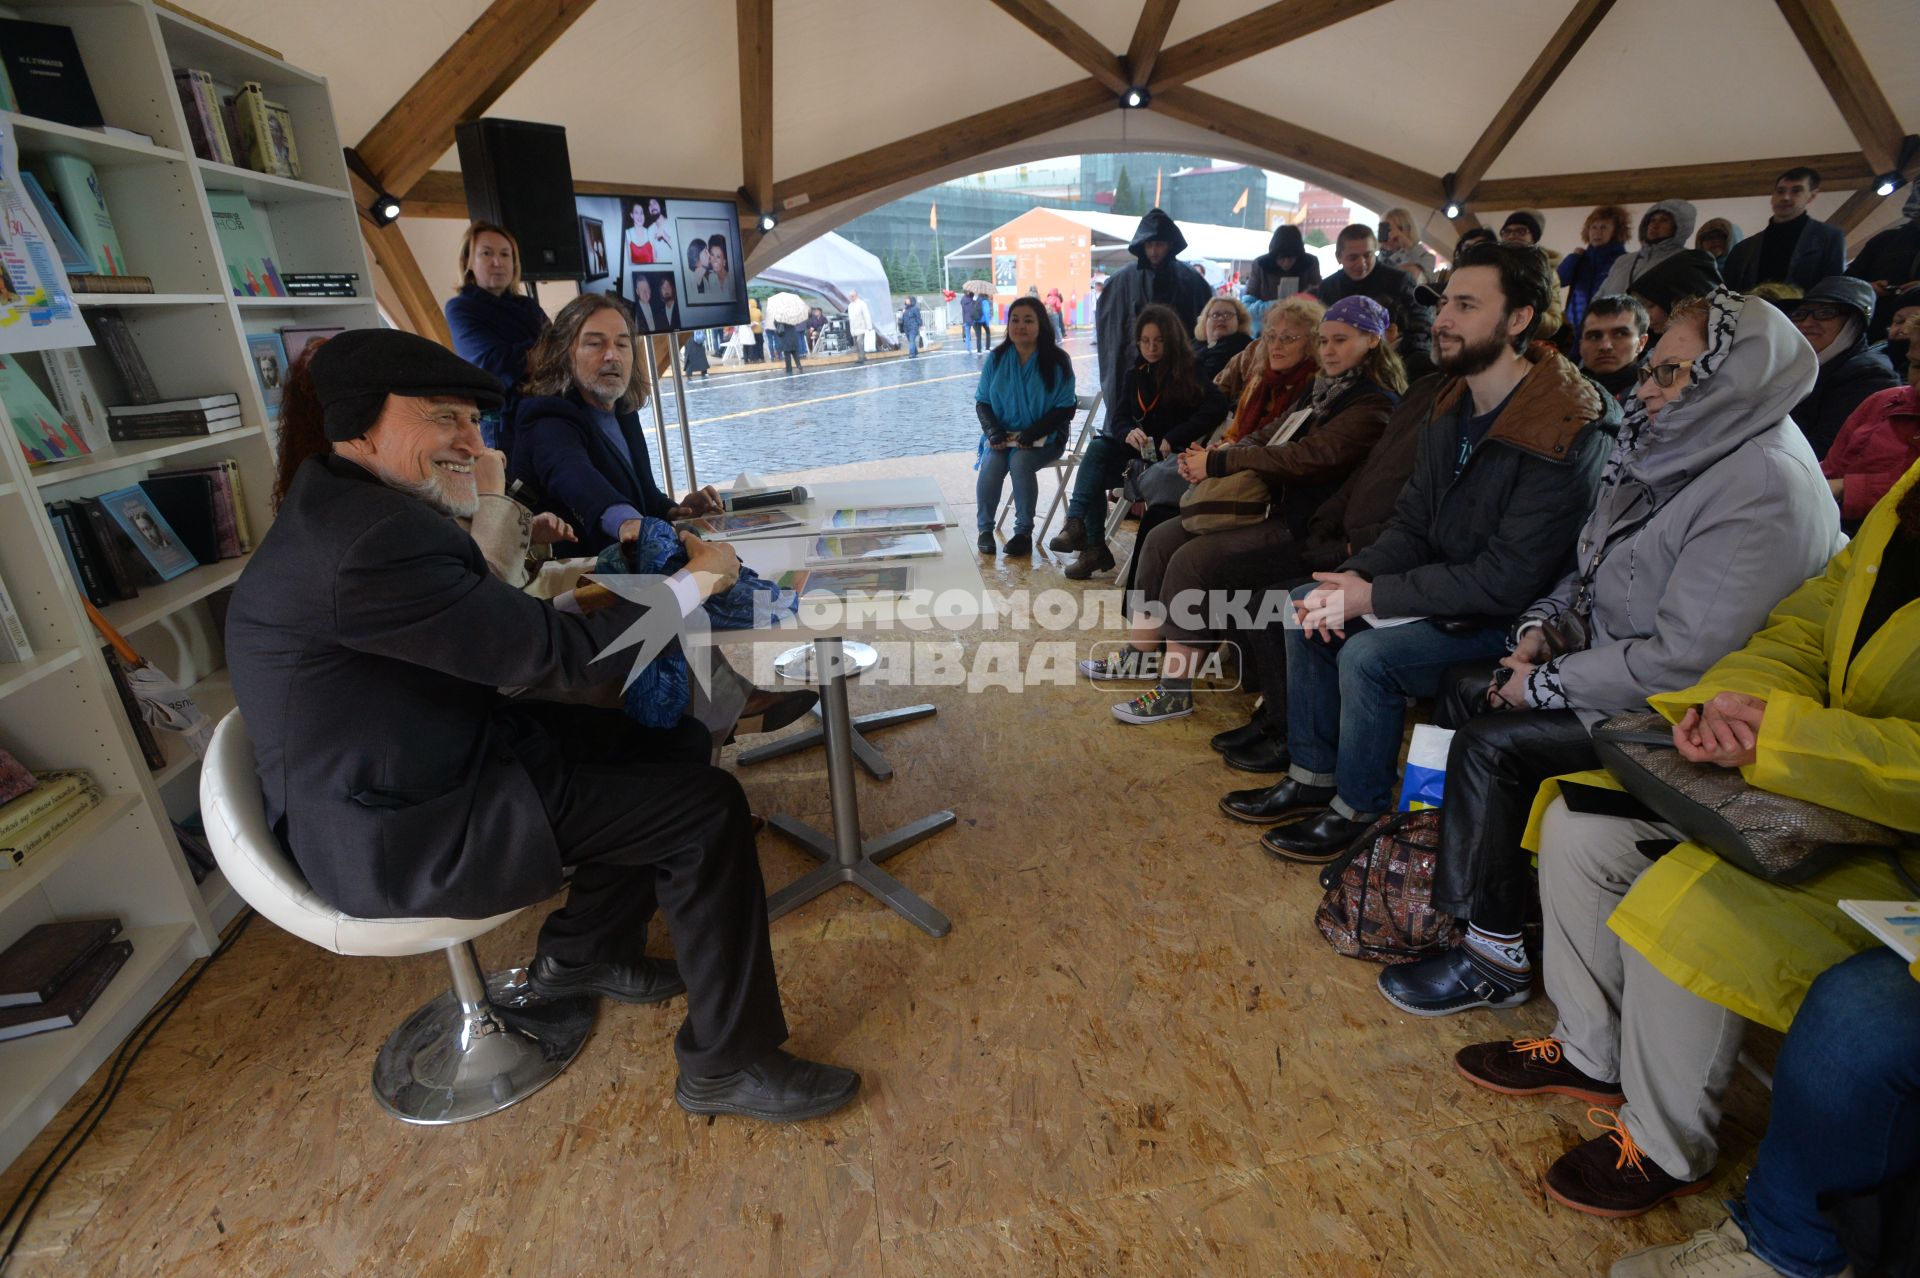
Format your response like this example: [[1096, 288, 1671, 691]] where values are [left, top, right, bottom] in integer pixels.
[[905, 330, 920, 357], [976, 438, 1066, 535], [1066, 435, 1135, 529], [1731, 949, 1920, 1278], [1284, 583, 1507, 817]]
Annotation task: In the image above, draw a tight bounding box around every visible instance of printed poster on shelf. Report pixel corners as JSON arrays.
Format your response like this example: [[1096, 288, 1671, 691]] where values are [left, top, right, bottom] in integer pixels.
[[0, 122, 91, 353]]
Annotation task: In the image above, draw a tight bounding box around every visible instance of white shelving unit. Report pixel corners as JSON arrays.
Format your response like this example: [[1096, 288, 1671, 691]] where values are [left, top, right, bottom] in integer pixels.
[[0, 1, 380, 1172]]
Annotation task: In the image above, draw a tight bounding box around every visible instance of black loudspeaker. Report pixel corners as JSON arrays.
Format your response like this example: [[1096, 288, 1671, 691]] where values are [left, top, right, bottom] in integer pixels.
[[453, 118, 583, 280]]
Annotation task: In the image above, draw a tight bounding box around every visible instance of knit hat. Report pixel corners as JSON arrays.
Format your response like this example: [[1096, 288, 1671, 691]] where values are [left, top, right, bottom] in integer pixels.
[[308, 328, 504, 441], [1629, 249, 1724, 314], [1322, 294, 1390, 336], [1501, 210, 1545, 242]]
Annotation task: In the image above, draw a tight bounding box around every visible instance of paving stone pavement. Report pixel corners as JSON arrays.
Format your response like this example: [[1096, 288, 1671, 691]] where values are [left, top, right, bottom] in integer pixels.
[[648, 335, 1100, 489]]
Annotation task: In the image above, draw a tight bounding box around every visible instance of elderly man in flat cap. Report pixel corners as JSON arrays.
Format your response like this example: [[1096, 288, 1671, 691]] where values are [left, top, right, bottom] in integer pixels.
[[225, 329, 858, 1123]]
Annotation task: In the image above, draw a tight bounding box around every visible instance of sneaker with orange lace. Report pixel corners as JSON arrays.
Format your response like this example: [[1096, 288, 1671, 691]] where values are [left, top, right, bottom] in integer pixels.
[[1454, 1037, 1625, 1105], [1545, 1107, 1713, 1218]]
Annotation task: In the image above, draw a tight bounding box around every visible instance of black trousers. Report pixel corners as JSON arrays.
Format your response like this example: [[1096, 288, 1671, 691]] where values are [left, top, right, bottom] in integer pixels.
[[507, 701, 788, 1076], [1236, 574, 1316, 733], [1434, 664, 1598, 931]]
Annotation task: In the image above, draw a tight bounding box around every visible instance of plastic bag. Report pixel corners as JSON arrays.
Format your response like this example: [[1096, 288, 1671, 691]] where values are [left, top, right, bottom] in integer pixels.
[[1397, 723, 1454, 811]]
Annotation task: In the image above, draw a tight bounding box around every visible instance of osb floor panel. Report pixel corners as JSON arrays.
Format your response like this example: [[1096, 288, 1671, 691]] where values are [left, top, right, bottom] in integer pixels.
[[0, 455, 1770, 1275]]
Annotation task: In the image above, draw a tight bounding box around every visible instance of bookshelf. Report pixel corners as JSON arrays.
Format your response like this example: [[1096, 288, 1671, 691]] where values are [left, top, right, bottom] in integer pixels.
[[0, 0, 380, 1173]]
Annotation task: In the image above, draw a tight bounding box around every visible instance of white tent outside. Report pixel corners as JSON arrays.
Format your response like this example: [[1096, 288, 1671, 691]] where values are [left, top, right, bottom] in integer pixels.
[[754, 231, 899, 340], [943, 207, 1339, 286]]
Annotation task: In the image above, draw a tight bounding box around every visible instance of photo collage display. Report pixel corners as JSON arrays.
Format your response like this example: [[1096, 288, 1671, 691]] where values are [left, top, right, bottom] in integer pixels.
[[575, 194, 748, 333]]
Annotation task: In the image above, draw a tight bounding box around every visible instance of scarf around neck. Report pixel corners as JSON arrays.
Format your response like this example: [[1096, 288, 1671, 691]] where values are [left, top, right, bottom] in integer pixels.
[[1307, 366, 1362, 416], [1228, 359, 1314, 441]]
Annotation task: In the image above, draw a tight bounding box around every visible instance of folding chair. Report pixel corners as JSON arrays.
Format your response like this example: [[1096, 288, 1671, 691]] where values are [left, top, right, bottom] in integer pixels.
[[996, 392, 1103, 539]]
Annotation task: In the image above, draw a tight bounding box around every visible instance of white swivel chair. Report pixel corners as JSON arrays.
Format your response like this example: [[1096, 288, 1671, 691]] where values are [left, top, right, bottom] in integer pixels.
[[199, 711, 591, 1125]]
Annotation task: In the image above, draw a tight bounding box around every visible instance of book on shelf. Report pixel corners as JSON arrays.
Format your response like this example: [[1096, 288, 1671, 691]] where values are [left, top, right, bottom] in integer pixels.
[[229, 82, 301, 181], [84, 309, 161, 404], [138, 473, 220, 566], [171, 815, 216, 884], [106, 405, 244, 442], [18, 170, 91, 276], [281, 273, 360, 286], [0, 351, 90, 467], [0, 770, 93, 842], [170, 67, 234, 166], [1840, 900, 1920, 963], [0, 918, 123, 1008], [35, 153, 126, 277], [280, 325, 344, 367], [265, 102, 302, 180], [68, 273, 156, 295], [46, 499, 123, 604], [206, 190, 285, 298], [821, 504, 944, 532], [0, 939, 133, 1042], [150, 458, 249, 554], [0, 54, 14, 112], [0, 749, 32, 804], [42, 348, 106, 450], [0, 779, 105, 869], [246, 331, 287, 426], [100, 644, 164, 770], [775, 565, 913, 597], [78, 496, 149, 599], [804, 530, 943, 566], [0, 18, 103, 128], [0, 569, 31, 662], [95, 484, 198, 581]]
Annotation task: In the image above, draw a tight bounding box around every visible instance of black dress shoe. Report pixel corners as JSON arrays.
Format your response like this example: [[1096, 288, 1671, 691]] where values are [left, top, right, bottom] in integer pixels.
[[1209, 718, 1268, 754], [1003, 531, 1033, 557], [733, 687, 818, 736], [1223, 735, 1292, 774], [529, 953, 686, 1005], [675, 1048, 862, 1123], [1261, 809, 1371, 863], [1377, 943, 1532, 1016], [1218, 777, 1335, 824]]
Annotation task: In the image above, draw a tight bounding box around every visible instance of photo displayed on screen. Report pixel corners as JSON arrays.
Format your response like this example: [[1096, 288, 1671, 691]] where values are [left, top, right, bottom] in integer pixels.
[[575, 193, 748, 332]]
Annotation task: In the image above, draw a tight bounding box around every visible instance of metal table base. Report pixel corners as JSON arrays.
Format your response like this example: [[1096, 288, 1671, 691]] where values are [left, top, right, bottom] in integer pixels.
[[762, 637, 952, 937], [735, 701, 936, 780]]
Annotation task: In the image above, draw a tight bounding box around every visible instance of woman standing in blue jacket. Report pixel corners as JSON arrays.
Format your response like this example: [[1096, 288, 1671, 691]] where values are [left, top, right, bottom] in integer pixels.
[[1556, 204, 1631, 333], [444, 221, 548, 446], [974, 296, 1077, 557]]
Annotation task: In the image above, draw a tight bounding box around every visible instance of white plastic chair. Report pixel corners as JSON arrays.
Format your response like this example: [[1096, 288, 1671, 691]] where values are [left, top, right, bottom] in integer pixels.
[[199, 712, 591, 1125]]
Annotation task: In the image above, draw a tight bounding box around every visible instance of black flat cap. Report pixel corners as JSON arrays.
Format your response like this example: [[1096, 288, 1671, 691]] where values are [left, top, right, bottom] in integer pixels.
[[308, 328, 504, 441]]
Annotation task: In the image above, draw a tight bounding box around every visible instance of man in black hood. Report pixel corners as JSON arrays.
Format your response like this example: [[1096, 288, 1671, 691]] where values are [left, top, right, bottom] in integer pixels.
[[1093, 208, 1213, 422], [1244, 222, 1322, 311], [1316, 223, 1432, 367]]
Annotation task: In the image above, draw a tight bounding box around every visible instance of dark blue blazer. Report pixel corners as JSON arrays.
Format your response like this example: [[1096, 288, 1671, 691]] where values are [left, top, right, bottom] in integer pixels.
[[444, 283, 548, 394], [508, 390, 676, 553]]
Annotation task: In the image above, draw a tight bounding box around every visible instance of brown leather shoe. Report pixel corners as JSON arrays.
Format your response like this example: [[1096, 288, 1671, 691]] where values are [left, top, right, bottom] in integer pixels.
[[1455, 1038, 1625, 1105], [1544, 1109, 1711, 1218]]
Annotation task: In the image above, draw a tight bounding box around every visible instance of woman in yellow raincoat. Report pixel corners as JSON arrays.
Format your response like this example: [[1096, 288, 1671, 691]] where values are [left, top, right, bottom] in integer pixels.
[[1452, 456, 1919, 1223]]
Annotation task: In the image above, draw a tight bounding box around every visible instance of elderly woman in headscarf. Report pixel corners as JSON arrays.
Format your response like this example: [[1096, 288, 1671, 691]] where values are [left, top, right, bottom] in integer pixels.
[[1376, 286, 1846, 1020]]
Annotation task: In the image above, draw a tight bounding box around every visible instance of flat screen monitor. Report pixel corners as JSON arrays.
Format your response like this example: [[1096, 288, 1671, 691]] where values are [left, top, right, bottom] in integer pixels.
[[575, 193, 749, 333]]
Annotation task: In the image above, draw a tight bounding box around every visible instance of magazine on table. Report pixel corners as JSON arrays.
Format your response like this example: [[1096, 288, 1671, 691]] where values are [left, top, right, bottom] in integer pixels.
[[804, 530, 942, 566], [776, 565, 912, 597], [819, 504, 944, 533], [676, 508, 802, 539]]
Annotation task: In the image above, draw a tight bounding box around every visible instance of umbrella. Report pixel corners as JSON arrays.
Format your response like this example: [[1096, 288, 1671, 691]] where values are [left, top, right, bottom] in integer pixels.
[[762, 292, 808, 325], [961, 279, 994, 295]]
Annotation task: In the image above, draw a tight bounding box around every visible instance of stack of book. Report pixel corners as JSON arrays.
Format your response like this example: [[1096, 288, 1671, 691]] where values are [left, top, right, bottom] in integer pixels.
[[0, 919, 132, 1043], [281, 273, 359, 298], [44, 458, 252, 605], [1, 770, 105, 872], [106, 393, 242, 442], [171, 69, 303, 181], [67, 274, 157, 295]]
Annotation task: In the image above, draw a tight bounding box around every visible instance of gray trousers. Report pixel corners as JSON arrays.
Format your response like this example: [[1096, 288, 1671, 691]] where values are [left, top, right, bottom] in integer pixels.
[[1539, 795, 1747, 1181]]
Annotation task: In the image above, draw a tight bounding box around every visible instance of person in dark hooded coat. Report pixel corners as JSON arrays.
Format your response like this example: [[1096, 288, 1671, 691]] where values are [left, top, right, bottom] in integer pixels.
[[1093, 208, 1214, 426], [1242, 222, 1322, 335], [1788, 276, 1902, 458]]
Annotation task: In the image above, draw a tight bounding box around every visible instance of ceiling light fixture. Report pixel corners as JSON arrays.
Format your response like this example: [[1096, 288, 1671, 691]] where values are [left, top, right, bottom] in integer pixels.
[[1122, 87, 1148, 109], [368, 191, 402, 226], [1875, 172, 1902, 197]]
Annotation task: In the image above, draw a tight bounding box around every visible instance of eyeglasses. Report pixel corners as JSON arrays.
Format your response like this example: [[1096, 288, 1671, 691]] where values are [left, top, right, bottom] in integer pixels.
[[1794, 304, 1848, 323], [1268, 332, 1309, 345], [1637, 359, 1695, 389]]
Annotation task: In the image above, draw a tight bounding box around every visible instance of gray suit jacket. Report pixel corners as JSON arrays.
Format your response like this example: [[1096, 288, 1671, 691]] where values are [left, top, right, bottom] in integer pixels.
[[1722, 217, 1846, 292]]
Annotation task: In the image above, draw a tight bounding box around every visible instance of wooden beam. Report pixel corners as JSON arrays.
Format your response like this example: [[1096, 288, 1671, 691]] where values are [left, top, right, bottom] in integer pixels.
[[1469, 152, 1875, 209], [348, 170, 452, 346], [1149, 84, 1445, 208], [987, 0, 1128, 94], [1124, 0, 1180, 88], [737, 0, 774, 215], [1826, 144, 1920, 235], [1773, 0, 1905, 174], [355, 0, 599, 199], [771, 78, 1115, 218], [1451, 0, 1617, 203], [1148, 0, 1397, 93]]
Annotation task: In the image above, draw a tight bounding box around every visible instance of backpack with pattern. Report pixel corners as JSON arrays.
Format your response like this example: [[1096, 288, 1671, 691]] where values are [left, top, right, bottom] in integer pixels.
[[1313, 809, 1462, 963]]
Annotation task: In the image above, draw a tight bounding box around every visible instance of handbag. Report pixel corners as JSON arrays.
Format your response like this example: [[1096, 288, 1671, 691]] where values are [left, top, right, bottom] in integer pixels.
[[1178, 469, 1269, 533], [1591, 710, 1910, 883], [1313, 810, 1461, 963], [1123, 454, 1187, 507]]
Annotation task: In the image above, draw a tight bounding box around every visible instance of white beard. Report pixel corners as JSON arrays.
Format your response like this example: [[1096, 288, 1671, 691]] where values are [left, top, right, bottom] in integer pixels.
[[391, 467, 479, 519]]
